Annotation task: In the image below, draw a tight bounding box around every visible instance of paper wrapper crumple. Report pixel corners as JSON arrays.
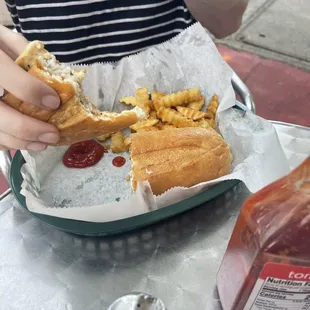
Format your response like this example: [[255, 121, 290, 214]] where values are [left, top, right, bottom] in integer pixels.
[[20, 23, 292, 223]]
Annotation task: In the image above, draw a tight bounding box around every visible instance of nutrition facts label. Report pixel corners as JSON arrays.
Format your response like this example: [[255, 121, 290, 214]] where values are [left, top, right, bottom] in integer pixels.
[[244, 263, 310, 310]]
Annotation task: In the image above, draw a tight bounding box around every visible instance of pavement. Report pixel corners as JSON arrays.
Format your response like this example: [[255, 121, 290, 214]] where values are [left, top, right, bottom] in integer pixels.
[[0, 0, 310, 193], [216, 0, 310, 127]]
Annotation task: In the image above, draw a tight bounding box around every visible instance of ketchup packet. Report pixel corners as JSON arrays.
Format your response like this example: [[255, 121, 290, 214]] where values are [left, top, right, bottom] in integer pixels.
[[217, 156, 310, 310]]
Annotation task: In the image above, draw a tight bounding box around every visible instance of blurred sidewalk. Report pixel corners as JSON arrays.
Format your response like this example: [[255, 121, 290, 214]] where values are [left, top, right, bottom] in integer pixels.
[[0, 0, 310, 193], [216, 0, 310, 126]]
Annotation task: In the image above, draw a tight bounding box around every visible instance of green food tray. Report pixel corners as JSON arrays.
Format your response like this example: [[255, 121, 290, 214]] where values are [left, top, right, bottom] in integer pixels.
[[10, 151, 239, 237]]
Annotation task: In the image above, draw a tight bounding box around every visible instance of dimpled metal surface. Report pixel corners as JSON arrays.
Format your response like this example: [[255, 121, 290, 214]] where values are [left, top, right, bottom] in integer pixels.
[[0, 183, 248, 310]]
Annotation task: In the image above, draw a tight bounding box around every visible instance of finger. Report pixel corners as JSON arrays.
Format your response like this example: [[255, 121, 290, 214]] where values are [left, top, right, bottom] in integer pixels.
[[0, 50, 60, 109], [0, 101, 59, 144], [0, 131, 47, 152], [0, 144, 8, 151], [0, 25, 28, 59]]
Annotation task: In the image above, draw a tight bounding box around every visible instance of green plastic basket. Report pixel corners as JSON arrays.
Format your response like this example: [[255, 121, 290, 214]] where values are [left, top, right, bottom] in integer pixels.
[[10, 151, 239, 236]]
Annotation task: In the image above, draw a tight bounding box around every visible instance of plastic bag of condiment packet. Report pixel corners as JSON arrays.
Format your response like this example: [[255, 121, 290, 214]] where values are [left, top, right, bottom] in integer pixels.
[[217, 156, 310, 310], [19, 22, 290, 223]]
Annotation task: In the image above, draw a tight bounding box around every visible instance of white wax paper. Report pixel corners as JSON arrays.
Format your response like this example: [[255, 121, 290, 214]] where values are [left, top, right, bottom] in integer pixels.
[[270, 122, 310, 169], [20, 23, 292, 222]]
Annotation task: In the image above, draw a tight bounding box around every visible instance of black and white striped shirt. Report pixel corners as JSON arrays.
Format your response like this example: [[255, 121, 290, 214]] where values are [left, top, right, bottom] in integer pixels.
[[5, 0, 194, 64]]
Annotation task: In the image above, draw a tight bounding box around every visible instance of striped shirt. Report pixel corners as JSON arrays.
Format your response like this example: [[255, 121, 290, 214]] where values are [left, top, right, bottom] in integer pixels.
[[5, 0, 194, 64]]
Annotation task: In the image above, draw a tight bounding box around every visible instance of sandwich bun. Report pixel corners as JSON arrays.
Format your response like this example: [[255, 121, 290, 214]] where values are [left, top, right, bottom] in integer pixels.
[[130, 127, 232, 195], [2, 41, 145, 146]]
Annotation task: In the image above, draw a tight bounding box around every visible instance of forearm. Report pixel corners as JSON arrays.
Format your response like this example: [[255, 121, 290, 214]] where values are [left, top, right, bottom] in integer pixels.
[[0, 25, 27, 60], [184, 0, 248, 38]]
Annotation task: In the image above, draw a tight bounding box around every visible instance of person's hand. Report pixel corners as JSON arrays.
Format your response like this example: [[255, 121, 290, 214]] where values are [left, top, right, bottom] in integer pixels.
[[0, 26, 60, 151]]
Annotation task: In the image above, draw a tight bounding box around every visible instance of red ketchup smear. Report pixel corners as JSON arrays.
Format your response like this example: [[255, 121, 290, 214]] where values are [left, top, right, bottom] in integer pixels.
[[63, 140, 107, 168], [112, 156, 126, 167]]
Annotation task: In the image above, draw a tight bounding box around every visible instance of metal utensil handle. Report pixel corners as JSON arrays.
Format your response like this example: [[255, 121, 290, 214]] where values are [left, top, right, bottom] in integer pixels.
[[232, 72, 256, 114], [0, 150, 12, 187], [0, 72, 255, 187]]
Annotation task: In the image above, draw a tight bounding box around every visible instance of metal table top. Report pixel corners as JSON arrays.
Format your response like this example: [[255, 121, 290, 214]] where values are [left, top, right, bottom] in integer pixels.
[[0, 121, 309, 310], [0, 182, 249, 310]]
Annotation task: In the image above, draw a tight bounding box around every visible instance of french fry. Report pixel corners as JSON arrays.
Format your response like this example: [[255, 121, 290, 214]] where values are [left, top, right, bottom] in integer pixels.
[[111, 131, 128, 153], [130, 119, 159, 132], [135, 88, 151, 115], [188, 96, 205, 110], [207, 119, 216, 129], [156, 121, 176, 130], [160, 124, 176, 130], [155, 87, 201, 110], [96, 133, 112, 142], [153, 100, 161, 111], [196, 118, 210, 129], [206, 94, 219, 119], [151, 91, 166, 102], [120, 96, 136, 106], [196, 118, 216, 129], [148, 100, 155, 111], [119, 89, 218, 151], [149, 111, 158, 120], [124, 136, 131, 148], [135, 126, 159, 132], [176, 106, 207, 121], [135, 88, 149, 103], [155, 120, 165, 130], [157, 107, 199, 128]]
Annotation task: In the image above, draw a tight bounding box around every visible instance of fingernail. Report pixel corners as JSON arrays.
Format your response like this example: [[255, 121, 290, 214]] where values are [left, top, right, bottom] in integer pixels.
[[38, 132, 59, 144], [27, 142, 47, 152], [41, 95, 60, 109]]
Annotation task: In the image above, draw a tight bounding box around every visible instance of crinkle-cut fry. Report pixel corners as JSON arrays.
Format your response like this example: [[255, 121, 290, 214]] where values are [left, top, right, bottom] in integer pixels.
[[135, 88, 151, 115], [206, 119, 216, 129], [148, 100, 155, 111], [176, 106, 207, 121], [96, 133, 112, 142], [135, 126, 159, 132], [196, 118, 216, 129], [151, 91, 166, 102], [197, 118, 210, 129], [160, 124, 176, 130], [149, 111, 158, 120], [153, 100, 161, 111], [156, 87, 202, 109], [120, 96, 137, 106], [157, 107, 199, 128], [212, 94, 219, 101], [206, 94, 219, 119], [124, 136, 131, 148], [135, 88, 149, 103], [156, 120, 176, 130], [111, 131, 128, 153], [141, 103, 151, 116], [187, 96, 205, 110], [130, 119, 159, 132], [204, 110, 214, 119], [138, 100, 152, 116], [155, 120, 165, 130]]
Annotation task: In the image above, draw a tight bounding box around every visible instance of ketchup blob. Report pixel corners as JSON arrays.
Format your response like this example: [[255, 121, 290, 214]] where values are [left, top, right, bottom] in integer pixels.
[[112, 156, 126, 167], [63, 140, 107, 168]]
